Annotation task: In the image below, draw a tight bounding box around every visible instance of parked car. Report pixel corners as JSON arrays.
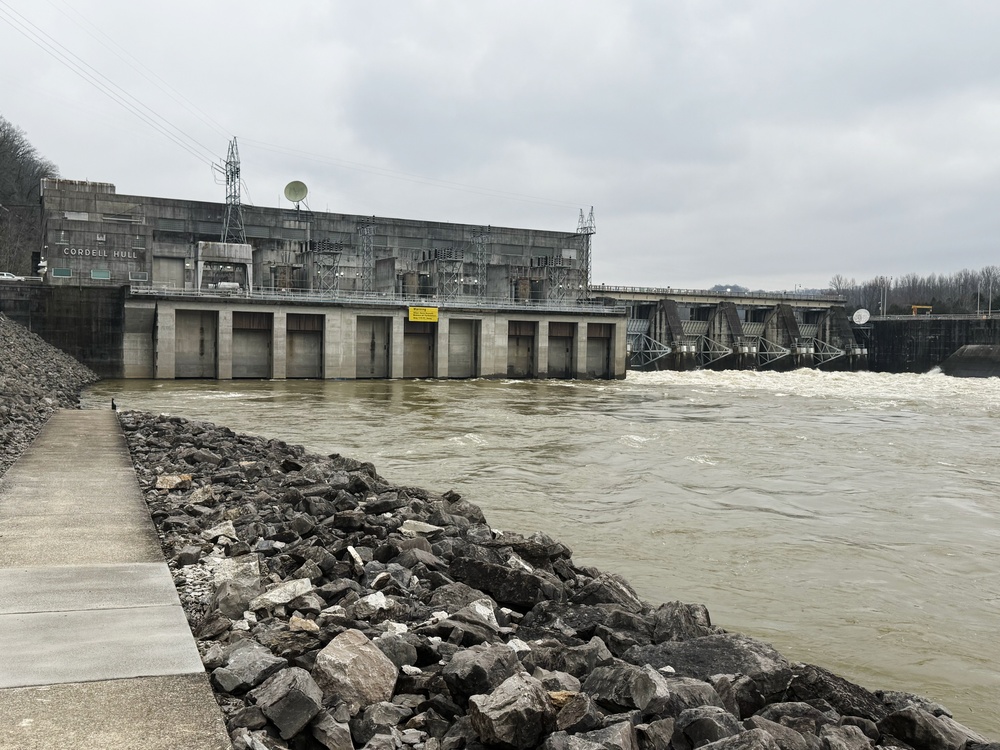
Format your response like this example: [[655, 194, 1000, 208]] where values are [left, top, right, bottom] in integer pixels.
[[0, 272, 24, 281]]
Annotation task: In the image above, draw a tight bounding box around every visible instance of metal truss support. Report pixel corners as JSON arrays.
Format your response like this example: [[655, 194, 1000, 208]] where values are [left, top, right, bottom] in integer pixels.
[[576, 207, 595, 301], [699, 335, 733, 367], [357, 217, 375, 293], [314, 239, 342, 293], [758, 337, 791, 368], [628, 333, 672, 368], [221, 138, 246, 245], [473, 226, 490, 300], [439, 259, 462, 300], [812, 338, 845, 367], [548, 265, 570, 302]]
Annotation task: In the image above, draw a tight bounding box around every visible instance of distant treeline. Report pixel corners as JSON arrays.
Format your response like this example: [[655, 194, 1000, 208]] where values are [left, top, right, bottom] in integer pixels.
[[828, 269, 1000, 315]]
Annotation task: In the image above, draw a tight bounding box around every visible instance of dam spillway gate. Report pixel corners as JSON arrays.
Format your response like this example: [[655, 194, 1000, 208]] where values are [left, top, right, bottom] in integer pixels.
[[596, 286, 867, 372]]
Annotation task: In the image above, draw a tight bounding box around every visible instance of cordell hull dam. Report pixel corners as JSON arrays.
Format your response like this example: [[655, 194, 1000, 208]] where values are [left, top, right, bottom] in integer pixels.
[[2, 178, 1000, 379]]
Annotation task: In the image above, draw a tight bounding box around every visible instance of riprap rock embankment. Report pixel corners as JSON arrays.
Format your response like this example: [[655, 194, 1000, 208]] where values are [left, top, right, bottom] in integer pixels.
[[0, 312, 98, 475]]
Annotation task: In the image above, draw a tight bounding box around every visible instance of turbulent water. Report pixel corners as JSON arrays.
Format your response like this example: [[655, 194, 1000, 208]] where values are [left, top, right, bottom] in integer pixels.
[[83, 370, 1000, 736]]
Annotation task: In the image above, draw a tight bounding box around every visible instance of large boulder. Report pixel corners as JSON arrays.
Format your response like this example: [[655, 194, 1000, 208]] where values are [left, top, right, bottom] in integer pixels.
[[211, 640, 287, 694], [652, 601, 719, 643], [700, 729, 783, 750], [468, 671, 557, 750], [624, 634, 792, 700], [581, 663, 671, 716], [450, 556, 564, 609], [784, 664, 887, 723], [570, 572, 646, 613], [672, 706, 743, 750], [743, 716, 818, 750], [312, 628, 398, 715], [442, 643, 522, 700], [249, 666, 323, 739], [878, 707, 985, 750]]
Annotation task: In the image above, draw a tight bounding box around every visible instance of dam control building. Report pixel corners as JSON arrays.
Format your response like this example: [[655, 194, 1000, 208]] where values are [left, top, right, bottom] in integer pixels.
[[36, 179, 627, 380]]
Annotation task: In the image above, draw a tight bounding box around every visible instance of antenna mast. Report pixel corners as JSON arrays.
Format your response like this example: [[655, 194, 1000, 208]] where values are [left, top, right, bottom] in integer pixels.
[[577, 206, 595, 299], [221, 137, 246, 244]]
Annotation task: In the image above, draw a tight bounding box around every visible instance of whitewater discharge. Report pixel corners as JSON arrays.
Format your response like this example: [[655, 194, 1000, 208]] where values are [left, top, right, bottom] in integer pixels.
[[84, 370, 1000, 736]]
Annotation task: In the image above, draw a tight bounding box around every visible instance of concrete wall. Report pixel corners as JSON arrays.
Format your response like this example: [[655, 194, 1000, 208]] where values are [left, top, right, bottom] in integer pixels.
[[868, 317, 1000, 373], [0, 284, 126, 378], [122, 296, 627, 381]]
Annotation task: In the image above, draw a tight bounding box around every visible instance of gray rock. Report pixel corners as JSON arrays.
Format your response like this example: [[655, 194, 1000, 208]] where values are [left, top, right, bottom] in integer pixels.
[[818, 724, 873, 750], [556, 692, 603, 734], [249, 666, 323, 739], [351, 701, 414, 746], [450, 555, 564, 609], [710, 674, 766, 719], [175, 544, 203, 566], [582, 663, 670, 716], [673, 706, 742, 750], [540, 731, 606, 750], [211, 579, 261, 619], [559, 636, 616, 678], [756, 702, 837, 736], [442, 642, 522, 700], [468, 671, 557, 750], [623, 634, 792, 701], [571, 573, 645, 613], [743, 716, 816, 750], [249, 577, 314, 610], [652, 601, 719, 643], [212, 640, 287, 694], [785, 665, 887, 723], [878, 707, 980, 750], [312, 628, 398, 715], [311, 710, 355, 750], [638, 719, 677, 750], [373, 633, 419, 669], [578, 721, 640, 750], [534, 667, 582, 693], [700, 728, 783, 750]]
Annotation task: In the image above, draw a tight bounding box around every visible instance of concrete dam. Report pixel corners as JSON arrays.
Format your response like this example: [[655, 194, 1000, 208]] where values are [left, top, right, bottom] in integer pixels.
[[4, 177, 1000, 378]]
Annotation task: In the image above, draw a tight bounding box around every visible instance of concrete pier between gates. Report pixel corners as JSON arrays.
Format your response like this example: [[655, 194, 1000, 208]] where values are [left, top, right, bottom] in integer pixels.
[[0, 410, 231, 750]]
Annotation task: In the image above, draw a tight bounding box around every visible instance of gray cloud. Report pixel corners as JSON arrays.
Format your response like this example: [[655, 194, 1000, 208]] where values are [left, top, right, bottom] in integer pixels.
[[3, 0, 1000, 290]]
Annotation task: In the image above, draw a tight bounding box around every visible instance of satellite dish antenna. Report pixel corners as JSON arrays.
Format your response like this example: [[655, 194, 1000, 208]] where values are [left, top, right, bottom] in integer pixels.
[[284, 180, 308, 203], [852, 308, 871, 325]]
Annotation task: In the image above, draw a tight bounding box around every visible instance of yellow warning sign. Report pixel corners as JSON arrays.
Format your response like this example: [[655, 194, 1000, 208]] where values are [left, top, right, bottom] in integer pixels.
[[408, 306, 439, 323]]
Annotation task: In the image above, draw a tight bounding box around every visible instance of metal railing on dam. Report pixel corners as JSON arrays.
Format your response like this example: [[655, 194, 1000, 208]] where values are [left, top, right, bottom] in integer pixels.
[[128, 285, 627, 316], [593, 284, 846, 304]]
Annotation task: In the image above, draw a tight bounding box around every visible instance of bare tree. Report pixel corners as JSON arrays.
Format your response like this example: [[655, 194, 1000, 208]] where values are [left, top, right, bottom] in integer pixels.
[[0, 116, 58, 274]]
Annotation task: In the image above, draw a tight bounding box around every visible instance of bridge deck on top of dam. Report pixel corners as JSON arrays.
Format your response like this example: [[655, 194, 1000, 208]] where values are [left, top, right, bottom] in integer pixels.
[[0, 410, 231, 750]]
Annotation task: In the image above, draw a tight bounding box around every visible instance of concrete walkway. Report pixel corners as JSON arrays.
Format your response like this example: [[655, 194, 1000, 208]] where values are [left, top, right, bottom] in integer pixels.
[[0, 410, 231, 750]]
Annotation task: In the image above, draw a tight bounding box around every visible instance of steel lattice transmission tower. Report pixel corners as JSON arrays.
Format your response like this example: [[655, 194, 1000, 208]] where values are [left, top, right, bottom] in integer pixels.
[[576, 206, 595, 300], [357, 216, 376, 293], [221, 137, 246, 244], [473, 226, 491, 300]]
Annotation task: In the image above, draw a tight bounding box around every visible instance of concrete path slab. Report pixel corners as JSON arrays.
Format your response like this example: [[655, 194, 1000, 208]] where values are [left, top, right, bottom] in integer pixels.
[[0, 410, 231, 748], [0, 563, 181, 614], [0, 513, 163, 566], [0, 605, 205, 688], [0, 674, 232, 750]]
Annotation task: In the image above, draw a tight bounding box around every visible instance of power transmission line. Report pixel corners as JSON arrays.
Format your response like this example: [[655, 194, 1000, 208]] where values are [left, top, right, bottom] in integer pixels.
[[0, 1, 219, 166]]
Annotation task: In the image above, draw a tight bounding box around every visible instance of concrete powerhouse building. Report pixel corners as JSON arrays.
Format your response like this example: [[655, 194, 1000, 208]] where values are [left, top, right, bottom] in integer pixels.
[[36, 179, 627, 380]]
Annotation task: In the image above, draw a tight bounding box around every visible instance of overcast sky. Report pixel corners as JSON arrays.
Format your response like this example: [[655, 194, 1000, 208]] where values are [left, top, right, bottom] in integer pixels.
[[3, 1, 1000, 291]]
